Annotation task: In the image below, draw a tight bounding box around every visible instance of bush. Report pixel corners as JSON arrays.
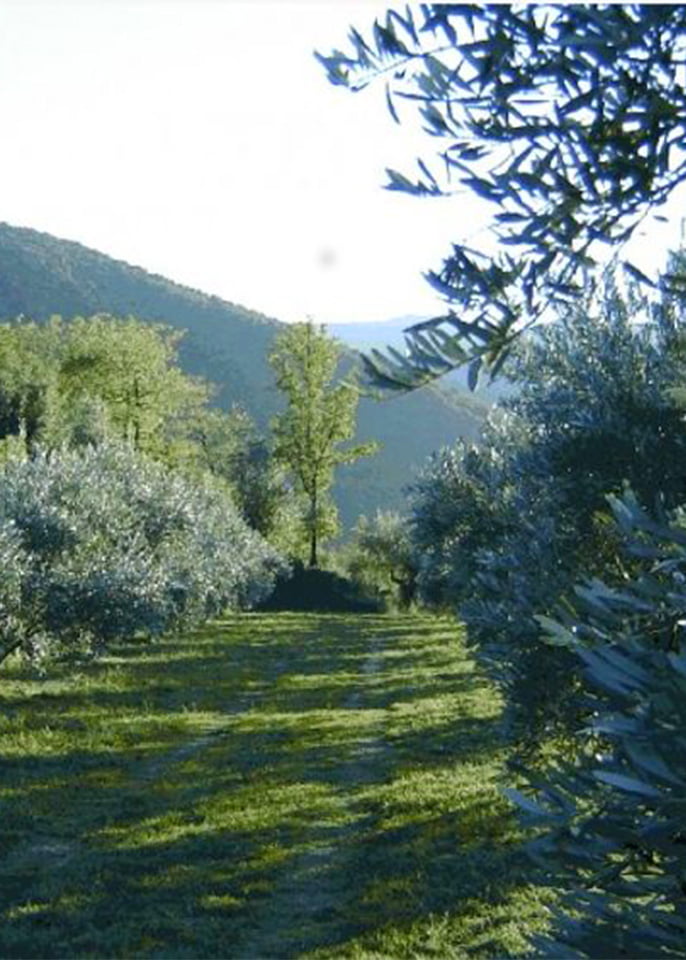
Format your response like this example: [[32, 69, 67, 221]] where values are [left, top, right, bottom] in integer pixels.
[[409, 271, 686, 744], [410, 438, 514, 610], [341, 511, 419, 610], [257, 561, 381, 613], [508, 491, 686, 958], [0, 442, 285, 665]]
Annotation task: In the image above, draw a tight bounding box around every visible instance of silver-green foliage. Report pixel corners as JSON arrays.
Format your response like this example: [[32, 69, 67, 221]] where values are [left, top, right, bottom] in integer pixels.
[[319, 5, 686, 386], [511, 492, 686, 957], [409, 274, 686, 740], [0, 442, 285, 664]]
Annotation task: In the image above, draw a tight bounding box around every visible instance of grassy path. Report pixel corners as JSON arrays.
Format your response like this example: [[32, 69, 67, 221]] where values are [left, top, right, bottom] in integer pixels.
[[0, 613, 549, 958]]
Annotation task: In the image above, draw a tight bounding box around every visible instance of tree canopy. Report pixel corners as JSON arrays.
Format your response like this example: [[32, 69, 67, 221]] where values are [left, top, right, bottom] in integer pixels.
[[408, 263, 686, 741], [0, 315, 210, 463], [58, 315, 209, 461], [318, 4, 686, 388], [0, 441, 284, 667], [269, 321, 377, 566]]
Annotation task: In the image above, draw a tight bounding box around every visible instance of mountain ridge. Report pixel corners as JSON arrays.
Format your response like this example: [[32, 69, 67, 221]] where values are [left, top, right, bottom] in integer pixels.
[[0, 222, 484, 527]]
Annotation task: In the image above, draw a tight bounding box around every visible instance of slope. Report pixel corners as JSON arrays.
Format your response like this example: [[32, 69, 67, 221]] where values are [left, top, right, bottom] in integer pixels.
[[0, 223, 483, 527]]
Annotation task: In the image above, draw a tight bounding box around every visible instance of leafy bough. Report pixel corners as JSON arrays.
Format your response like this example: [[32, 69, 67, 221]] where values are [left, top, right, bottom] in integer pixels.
[[319, 5, 686, 388], [507, 491, 686, 958]]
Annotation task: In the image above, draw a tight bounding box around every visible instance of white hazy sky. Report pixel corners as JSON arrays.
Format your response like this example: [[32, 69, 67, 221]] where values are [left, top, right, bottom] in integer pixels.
[[0, 0, 684, 325]]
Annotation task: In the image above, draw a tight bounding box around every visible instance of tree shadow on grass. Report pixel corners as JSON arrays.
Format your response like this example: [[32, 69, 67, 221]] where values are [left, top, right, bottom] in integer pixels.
[[0, 768, 527, 959], [0, 613, 532, 959]]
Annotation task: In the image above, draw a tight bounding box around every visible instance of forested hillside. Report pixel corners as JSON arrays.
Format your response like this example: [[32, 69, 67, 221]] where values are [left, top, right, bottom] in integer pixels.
[[0, 222, 483, 527]]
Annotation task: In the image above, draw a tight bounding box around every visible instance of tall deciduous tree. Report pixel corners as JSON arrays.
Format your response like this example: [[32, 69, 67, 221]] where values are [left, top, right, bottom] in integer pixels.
[[58, 315, 209, 462], [269, 321, 377, 567], [0, 319, 61, 454], [318, 5, 686, 387], [0, 315, 211, 468]]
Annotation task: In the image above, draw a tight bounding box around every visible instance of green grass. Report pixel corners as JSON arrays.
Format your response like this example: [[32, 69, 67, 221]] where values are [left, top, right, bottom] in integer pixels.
[[0, 613, 553, 958]]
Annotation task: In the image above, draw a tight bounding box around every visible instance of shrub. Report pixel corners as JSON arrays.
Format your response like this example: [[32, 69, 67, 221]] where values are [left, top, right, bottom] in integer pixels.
[[508, 491, 686, 958], [409, 271, 686, 744], [342, 511, 419, 610], [0, 442, 285, 665], [257, 561, 381, 613], [410, 437, 514, 611]]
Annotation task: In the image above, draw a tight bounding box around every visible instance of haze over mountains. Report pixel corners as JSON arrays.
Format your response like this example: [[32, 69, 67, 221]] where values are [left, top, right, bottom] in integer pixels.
[[329, 317, 512, 402], [0, 222, 485, 527]]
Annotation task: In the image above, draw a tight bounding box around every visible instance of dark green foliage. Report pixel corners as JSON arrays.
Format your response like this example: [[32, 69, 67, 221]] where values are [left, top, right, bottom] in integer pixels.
[[410, 441, 509, 610], [0, 222, 482, 528], [342, 510, 419, 610], [190, 405, 294, 545], [0, 319, 60, 454], [508, 492, 686, 957], [319, 5, 686, 385], [256, 561, 381, 613]]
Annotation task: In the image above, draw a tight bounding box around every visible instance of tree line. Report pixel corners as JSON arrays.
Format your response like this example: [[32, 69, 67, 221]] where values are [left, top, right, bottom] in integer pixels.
[[0, 312, 374, 668]]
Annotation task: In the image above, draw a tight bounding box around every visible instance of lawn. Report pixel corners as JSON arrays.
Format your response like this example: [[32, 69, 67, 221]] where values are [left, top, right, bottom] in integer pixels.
[[0, 613, 552, 958]]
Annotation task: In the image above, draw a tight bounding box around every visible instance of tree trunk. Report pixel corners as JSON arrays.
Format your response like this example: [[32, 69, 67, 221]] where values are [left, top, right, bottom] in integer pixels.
[[309, 481, 318, 567], [133, 377, 141, 451], [0, 637, 23, 668], [391, 569, 417, 610]]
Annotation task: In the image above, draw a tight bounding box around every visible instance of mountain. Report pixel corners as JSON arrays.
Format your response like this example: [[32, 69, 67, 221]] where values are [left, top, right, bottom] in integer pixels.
[[328, 315, 426, 353], [0, 223, 279, 419], [0, 223, 484, 527]]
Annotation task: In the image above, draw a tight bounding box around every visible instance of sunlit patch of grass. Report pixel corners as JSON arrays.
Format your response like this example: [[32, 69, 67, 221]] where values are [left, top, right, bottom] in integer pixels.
[[355, 761, 507, 828], [98, 780, 355, 849], [6, 892, 94, 922], [0, 612, 553, 958], [320, 885, 552, 960], [6, 901, 53, 920], [200, 892, 244, 910]]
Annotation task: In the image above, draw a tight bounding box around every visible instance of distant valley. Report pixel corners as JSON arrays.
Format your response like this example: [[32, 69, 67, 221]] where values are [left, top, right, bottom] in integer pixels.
[[328, 316, 512, 403]]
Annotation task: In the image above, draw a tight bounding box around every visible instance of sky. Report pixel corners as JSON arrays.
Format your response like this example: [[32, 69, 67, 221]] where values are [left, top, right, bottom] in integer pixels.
[[0, 1, 684, 326]]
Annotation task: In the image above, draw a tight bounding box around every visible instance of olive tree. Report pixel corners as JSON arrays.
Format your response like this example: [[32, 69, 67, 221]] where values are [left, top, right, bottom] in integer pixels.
[[509, 492, 686, 958], [409, 269, 686, 743], [344, 511, 418, 610], [319, 5, 686, 385], [0, 442, 285, 667]]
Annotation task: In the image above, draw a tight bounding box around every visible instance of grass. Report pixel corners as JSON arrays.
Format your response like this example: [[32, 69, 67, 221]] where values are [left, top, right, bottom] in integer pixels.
[[0, 613, 553, 958]]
